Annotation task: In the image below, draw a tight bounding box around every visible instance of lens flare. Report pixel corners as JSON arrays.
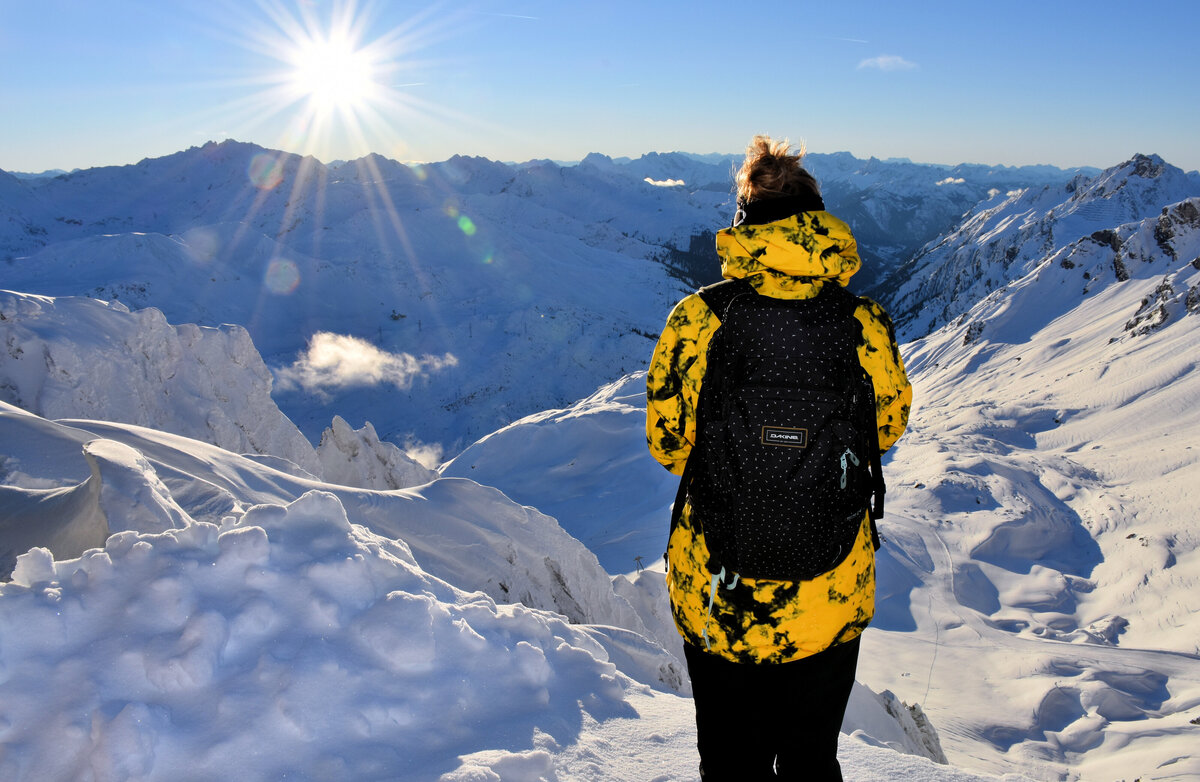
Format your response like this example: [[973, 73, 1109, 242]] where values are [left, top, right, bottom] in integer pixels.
[[248, 152, 286, 189], [183, 228, 221, 265], [264, 258, 301, 294], [188, 1, 483, 343], [457, 216, 476, 236]]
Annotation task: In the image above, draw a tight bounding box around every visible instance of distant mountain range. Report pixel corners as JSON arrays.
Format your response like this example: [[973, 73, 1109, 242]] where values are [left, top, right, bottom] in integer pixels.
[[0, 140, 1118, 455]]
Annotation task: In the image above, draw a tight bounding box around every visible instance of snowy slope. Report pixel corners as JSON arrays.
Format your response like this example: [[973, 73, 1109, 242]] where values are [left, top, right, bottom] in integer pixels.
[[442, 374, 673, 578], [0, 396, 1010, 780], [887, 154, 1200, 340], [441, 373, 686, 666], [859, 197, 1200, 780]]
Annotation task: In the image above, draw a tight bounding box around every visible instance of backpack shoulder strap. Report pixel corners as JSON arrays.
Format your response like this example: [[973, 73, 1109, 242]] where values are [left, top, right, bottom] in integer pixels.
[[820, 280, 863, 316], [697, 277, 755, 323], [665, 278, 753, 558], [827, 283, 887, 542]]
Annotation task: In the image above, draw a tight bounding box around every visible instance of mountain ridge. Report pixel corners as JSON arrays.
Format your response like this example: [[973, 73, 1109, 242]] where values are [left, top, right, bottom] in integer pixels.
[[1, 140, 1103, 456], [885, 153, 1200, 340]]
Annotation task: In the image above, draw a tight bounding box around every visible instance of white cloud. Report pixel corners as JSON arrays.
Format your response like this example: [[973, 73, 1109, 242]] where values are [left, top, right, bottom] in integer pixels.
[[857, 54, 917, 72], [644, 177, 685, 187], [275, 332, 458, 393], [936, 177, 965, 186], [403, 438, 445, 469]]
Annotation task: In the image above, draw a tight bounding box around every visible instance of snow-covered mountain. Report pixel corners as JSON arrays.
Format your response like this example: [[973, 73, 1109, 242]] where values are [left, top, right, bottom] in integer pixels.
[[0, 141, 719, 455], [0, 291, 323, 477], [1, 141, 1084, 458], [863, 193, 1200, 780], [3, 141, 1198, 780], [579, 149, 1093, 292], [885, 153, 1200, 340]]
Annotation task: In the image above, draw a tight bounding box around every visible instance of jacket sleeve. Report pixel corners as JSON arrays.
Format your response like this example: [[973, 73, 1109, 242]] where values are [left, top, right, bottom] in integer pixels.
[[646, 294, 718, 475], [854, 298, 912, 453]]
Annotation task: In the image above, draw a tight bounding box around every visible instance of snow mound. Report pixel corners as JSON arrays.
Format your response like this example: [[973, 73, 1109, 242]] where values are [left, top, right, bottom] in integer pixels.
[[0, 490, 649, 782]]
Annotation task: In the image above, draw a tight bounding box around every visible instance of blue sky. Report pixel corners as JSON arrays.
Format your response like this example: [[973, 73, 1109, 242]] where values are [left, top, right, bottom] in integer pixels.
[[1, 0, 1196, 173]]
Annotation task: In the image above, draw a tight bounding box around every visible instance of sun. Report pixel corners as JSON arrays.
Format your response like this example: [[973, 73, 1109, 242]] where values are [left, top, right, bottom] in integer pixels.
[[207, 0, 459, 163], [287, 32, 379, 116]]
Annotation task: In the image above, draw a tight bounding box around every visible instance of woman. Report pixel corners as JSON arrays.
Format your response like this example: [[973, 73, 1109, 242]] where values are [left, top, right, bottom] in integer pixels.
[[646, 135, 912, 780]]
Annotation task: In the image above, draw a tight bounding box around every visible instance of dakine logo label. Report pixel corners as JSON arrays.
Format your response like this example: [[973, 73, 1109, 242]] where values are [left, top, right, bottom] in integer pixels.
[[762, 426, 808, 448]]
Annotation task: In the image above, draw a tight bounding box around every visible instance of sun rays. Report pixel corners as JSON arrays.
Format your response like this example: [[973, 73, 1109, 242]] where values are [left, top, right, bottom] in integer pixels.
[[195, 0, 450, 166], [174, 0, 494, 367], [256, 0, 407, 162]]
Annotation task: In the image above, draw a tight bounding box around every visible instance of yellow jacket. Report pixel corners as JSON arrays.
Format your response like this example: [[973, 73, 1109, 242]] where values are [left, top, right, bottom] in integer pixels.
[[646, 210, 911, 664]]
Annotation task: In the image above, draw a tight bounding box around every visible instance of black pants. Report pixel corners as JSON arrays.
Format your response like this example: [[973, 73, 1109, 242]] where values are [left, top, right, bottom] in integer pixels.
[[683, 636, 861, 782]]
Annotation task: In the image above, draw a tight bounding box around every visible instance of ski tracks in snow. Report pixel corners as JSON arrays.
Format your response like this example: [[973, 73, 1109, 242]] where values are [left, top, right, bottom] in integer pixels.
[[861, 403, 1200, 780]]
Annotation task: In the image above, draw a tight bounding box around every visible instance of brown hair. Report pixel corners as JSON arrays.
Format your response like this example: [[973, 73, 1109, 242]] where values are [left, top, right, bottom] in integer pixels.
[[735, 135, 820, 203]]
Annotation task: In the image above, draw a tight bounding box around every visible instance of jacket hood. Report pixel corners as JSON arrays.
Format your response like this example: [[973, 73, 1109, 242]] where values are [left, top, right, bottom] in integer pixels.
[[715, 211, 861, 297]]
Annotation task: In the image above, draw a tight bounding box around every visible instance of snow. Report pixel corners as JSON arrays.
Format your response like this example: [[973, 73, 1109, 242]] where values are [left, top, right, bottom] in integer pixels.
[[3, 141, 1200, 780], [316, 415, 439, 488], [0, 489, 646, 781], [0, 401, 970, 781], [857, 197, 1200, 779], [442, 375, 675, 579], [0, 290, 322, 477]]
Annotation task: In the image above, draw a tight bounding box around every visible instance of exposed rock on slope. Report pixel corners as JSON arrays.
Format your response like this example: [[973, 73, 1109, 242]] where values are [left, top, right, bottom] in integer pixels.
[[886, 154, 1200, 340]]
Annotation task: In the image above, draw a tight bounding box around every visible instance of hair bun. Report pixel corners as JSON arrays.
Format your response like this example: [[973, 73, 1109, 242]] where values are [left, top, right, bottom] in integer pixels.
[[736, 135, 820, 204]]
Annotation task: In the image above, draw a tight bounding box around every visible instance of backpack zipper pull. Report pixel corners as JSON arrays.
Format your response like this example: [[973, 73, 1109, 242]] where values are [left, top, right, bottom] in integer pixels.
[[840, 449, 860, 488], [701, 567, 740, 650]]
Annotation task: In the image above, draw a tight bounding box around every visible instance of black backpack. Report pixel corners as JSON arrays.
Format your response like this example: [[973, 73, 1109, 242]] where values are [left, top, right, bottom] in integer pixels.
[[670, 278, 885, 581]]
